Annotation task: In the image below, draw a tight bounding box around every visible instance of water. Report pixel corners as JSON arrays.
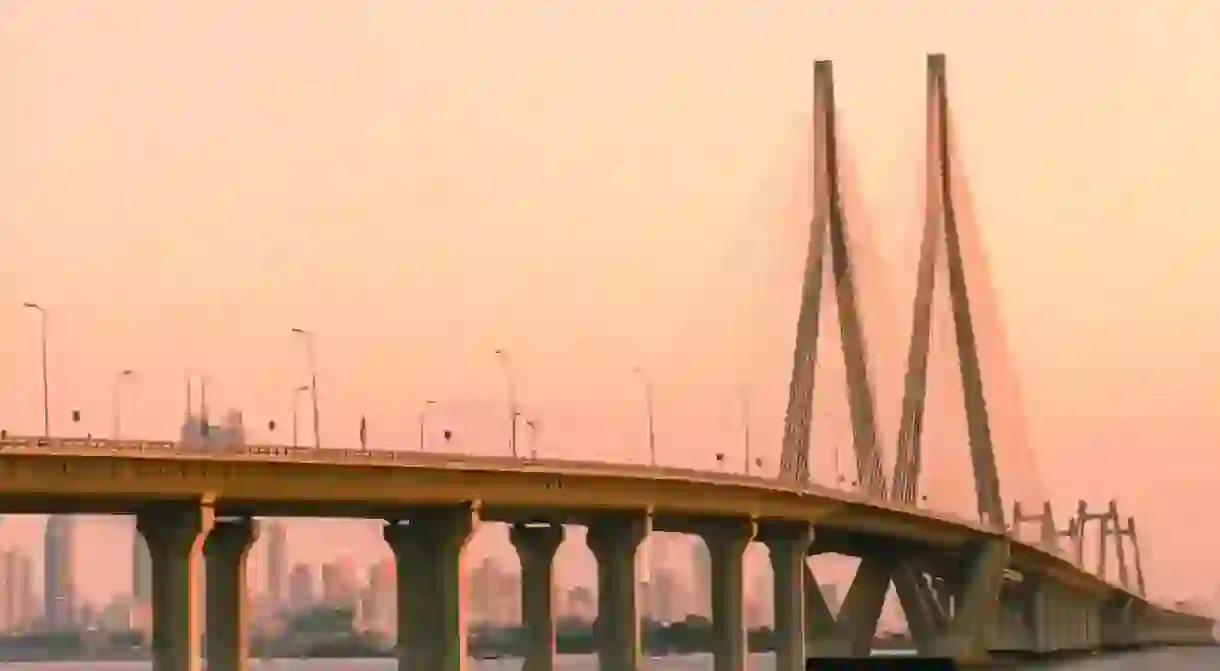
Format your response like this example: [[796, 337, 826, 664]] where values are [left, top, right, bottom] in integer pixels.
[[1, 649, 1218, 669]]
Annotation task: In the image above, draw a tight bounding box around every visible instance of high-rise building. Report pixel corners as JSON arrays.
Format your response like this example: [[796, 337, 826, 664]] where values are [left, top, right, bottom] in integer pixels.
[[179, 406, 246, 449], [266, 521, 288, 608], [43, 515, 76, 630], [320, 558, 359, 608], [1, 548, 25, 631], [132, 531, 151, 603], [287, 563, 316, 612], [691, 541, 711, 617], [363, 559, 395, 635]]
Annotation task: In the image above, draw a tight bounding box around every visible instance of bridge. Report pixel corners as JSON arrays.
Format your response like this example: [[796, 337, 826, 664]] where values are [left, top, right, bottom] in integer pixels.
[[2, 55, 1215, 671]]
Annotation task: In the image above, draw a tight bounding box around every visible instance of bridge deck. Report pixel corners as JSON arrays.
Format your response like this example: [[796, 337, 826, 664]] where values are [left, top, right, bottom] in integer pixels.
[[0, 435, 1186, 616]]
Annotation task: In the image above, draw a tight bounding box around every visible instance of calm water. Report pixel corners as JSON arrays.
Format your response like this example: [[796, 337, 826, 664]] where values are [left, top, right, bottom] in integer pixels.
[[1, 649, 1218, 669]]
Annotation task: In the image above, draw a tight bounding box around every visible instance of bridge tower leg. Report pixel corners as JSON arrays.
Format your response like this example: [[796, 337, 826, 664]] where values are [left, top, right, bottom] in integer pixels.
[[203, 517, 258, 671], [586, 512, 650, 671], [382, 504, 479, 671], [136, 500, 214, 671], [761, 522, 813, 671], [696, 519, 757, 671], [509, 522, 565, 671]]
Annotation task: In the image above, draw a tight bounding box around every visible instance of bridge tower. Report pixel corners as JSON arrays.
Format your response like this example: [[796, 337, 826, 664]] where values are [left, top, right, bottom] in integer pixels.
[[776, 52, 1006, 531], [1117, 515, 1147, 598], [776, 55, 1012, 664], [776, 59, 887, 499], [1074, 499, 1132, 586], [887, 54, 1005, 529], [1012, 501, 1060, 550]]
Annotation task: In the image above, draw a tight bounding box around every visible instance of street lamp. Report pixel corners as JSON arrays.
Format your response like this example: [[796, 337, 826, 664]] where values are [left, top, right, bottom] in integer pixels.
[[494, 349, 518, 458], [418, 399, 436, 451], [291, 384, 310, 448], [632, 366, 657, 467], [112, 369, 137, 440], [22, 302, 49, 437], [291, 328, 321, 450], [524, 415, 540, 460]]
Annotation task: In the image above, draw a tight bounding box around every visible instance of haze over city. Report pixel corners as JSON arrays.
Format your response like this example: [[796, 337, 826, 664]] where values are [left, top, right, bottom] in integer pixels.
[[2, 0, 1220, 619]]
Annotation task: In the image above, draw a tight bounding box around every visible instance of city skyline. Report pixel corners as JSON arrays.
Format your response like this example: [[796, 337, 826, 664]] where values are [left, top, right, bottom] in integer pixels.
[[3, 0, 1220, 614]]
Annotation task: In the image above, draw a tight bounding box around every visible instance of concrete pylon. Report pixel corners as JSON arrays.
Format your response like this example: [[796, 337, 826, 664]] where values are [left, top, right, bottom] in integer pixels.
[[761, 522, 813, 671], [776, 59, 887, 499], [136, 501, 214, 671], [586, 513, 650, 671], [382, 504, 480, 671], [203, 518, 258, 671], [509, 523, 565, 671]]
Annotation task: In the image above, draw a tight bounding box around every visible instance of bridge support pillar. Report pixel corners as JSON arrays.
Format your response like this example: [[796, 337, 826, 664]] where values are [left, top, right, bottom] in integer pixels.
[[892, 565, 948, 653], [762, 523, 812, 671], [700, 519, 757, 671], [586, 512, 650, 671], [929, 539, 1008, 662], [203, 517, 258, 671], [806, 558, 890, 657], [137, 501, 214, 671], [509, 522, 565, 671], [383, 504, 479, 671]]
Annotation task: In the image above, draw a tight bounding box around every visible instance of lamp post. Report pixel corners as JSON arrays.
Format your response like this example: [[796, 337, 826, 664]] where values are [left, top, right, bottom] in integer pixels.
[[494, 349, 518, 458], [632, 366, 657, 467], [291, 328, 320, 450], [22, 302, 49, 437], [291, 384, 310, 448], [111, 369, 137, 440], [418, 399, 436, 451], [524, 416, 539, 459]]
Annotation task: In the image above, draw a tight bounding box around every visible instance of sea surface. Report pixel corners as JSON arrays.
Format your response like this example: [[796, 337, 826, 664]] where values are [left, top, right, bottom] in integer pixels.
[[1, 648, 1218, 669]]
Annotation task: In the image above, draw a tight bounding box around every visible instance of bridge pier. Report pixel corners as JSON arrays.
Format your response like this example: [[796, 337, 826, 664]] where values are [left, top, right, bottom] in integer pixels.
[[586, 512, 650, 671], [698, 519, 757, 671], [509, 522, 565, 671], [927, 539, 1008, 661], [136, 501, 214, 671], [806, 558, 889, 657], [203, 517, 258, 671], [762, 522, 812, 671], [383, 504, 479, 671]]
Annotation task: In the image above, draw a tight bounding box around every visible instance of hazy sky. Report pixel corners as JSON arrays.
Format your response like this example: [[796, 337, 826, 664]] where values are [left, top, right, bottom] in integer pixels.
[[2, 2, 1220, 607]]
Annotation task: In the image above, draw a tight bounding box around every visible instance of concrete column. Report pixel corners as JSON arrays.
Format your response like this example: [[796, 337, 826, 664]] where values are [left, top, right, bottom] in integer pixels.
[[763, 524, 812, 671], [931, 539, 1007, 662], [203, 518, 258, 671], [1027, 582, 1049, 653], [383, 504, 479, 671], [701, 520, 756, 671], [509, 523, 565, 671], [586, 513, 650, 671], [137, 502, 214, 671]]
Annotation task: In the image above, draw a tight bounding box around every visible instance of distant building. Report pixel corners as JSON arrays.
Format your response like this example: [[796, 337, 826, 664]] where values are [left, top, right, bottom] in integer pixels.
[[321, 559, 360, 608], [1, 548, 34, 632], [43, 516, 76, 630], [180, 409, 246, 448], [691, 541, 711, 617], [287, 563, 316, 612], [266, 521, 288, 609]]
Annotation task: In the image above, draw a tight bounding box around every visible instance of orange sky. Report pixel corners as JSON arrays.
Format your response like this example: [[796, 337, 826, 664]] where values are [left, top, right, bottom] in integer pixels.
[[2, 2, 1219, 607]]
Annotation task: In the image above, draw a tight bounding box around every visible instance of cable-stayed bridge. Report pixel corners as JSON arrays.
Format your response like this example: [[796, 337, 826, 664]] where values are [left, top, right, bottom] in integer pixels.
[[0, 54, 1213, 671]]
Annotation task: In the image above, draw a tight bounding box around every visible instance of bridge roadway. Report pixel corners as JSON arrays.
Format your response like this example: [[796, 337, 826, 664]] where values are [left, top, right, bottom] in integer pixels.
[[0, 435, 1213, 670]]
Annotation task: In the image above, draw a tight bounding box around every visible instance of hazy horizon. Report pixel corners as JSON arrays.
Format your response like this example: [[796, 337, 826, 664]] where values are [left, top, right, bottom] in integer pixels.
[[3, 1, 1220, 609]]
